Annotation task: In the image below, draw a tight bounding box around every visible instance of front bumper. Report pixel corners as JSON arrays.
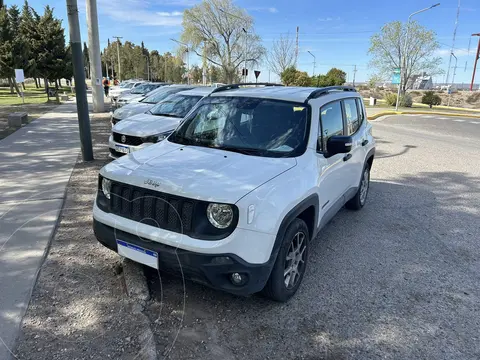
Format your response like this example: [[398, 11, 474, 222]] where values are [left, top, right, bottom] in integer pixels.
[[93, 219, 273, 296], [108, 135, 151, 159]]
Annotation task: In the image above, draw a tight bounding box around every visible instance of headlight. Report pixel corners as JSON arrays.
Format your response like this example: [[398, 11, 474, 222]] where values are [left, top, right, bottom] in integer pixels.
[[141, 131, 173, 144], [207, 203, 233, 229], [102, 178, 112, 199]]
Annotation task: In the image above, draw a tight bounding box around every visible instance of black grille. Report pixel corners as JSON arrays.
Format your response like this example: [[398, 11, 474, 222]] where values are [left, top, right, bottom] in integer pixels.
[[109, 182, 195, 233], [113, 132, 143, 146]]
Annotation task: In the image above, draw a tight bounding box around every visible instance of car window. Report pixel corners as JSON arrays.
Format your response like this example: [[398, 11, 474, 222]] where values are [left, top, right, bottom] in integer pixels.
[[149, 95, 202, 118], [356, 98, 365, 124], [170, 97, 309, 158], [319, 101, 344, 152], [344, 98, 360, 135], [142, 88, 190, 104]]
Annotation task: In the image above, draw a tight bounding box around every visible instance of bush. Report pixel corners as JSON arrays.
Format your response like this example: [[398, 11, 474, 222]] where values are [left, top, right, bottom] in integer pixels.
[[421, 91, 442, 108], [400, 93, 413, 107], [384, 93, 397, 106], [466, 92, 480, 104]]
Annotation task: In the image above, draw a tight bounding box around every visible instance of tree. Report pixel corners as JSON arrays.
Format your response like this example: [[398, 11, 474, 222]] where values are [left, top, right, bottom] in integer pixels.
[[267, 33, 296, 76], [295, 71, 311, 87], [280, 66, 298, 85], [421, 91, 441, 108], [20, 1, 40, 87], [181, 0, 265, 83], [0, 5, 15, 93], [191, 65, 203, 84], [83, 42, 90, 78], [324, 68, 346, 86], [369, 21, 442, 93]]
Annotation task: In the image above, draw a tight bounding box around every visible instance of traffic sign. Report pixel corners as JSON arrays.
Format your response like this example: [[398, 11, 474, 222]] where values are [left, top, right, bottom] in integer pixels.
[[392, 68, 401, 85], [254, 70, 261, 79]]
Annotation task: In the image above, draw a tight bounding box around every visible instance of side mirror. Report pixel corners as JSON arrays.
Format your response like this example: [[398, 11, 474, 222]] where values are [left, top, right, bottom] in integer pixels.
[[326, 136, 352, 156]]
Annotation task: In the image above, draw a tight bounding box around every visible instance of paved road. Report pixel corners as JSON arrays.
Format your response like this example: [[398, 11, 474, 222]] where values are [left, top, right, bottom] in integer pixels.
[[0, 103, 81, 360], [146, 114, 480, 359]]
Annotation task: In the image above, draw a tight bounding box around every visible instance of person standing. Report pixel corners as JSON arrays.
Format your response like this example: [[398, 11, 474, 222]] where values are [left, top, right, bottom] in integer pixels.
[[103, 77, 110, 97]]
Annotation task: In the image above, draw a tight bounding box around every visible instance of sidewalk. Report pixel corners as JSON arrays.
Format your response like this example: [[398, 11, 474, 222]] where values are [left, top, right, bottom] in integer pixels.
[[0, 102, 81, 359]]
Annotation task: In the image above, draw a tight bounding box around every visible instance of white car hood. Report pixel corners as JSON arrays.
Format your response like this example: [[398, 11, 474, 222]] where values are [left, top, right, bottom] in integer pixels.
[[113, 102, 154, 120], [119, 93, 144, 102], [112, 113, 181, 137], [101, 141, 297, 203]]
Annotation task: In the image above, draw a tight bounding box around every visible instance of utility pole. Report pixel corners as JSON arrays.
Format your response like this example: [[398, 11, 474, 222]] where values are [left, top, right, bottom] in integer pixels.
[[243, 28, 248, 83], [448, 52, 458, 106], [295, 26, 299, 68], [352, 65, 357, 87], [307, 51, 316, 77], [445, 0, 460, 86], [470, 33, 480, 91], [85, 0, 104, 112], [112, 36, 122, 81], [66, 0, 93, 161]]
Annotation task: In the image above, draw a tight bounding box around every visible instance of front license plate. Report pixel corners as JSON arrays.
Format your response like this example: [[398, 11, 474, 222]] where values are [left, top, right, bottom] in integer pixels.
[[115, 144, 130, 154], [116, 240, 158, 269]]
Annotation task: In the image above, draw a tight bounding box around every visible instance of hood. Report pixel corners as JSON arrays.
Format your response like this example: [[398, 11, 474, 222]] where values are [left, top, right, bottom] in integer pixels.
[[111, 88, 130, 96], [101, 141, 297, 204], [119, 93, 144, 101], [113, 102, 154, 120], [112, 113, 182, 137]]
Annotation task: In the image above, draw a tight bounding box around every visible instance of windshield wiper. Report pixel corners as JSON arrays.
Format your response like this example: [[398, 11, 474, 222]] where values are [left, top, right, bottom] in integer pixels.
[[151, 113, 181, 118], [215, 146, 266, 156]]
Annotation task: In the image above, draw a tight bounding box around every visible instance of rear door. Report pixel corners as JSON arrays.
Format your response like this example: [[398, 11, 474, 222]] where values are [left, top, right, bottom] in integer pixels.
[[342, 97, 366, 191]]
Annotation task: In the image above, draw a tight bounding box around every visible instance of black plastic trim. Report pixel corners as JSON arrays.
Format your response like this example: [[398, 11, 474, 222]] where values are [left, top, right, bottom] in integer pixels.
[[93, 219, 272, 296], [210, 82, 284, 95], [305, 86, 357, 102]]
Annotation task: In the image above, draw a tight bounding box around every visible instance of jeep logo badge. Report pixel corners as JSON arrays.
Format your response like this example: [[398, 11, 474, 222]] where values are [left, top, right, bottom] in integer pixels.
[[121, 135, 126, 143]]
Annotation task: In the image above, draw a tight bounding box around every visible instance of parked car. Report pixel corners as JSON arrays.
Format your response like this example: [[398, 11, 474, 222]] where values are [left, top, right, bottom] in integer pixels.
[[115, 83, 167, 108], [94, 84, 375, 302], [110, 81, 145, 101], [110, 85, 195, 125], [108, 87, 213, 158]]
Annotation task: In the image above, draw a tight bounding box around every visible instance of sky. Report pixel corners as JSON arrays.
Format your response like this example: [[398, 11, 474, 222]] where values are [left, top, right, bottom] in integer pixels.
[[5, 0, 480, 85]]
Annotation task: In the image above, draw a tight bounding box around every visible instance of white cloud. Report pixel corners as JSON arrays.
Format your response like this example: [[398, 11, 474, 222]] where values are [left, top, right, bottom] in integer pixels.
[[318, 16, 341, 22], [435, 48, 471, 57], [95, 0, 183, 27], [249, 7, 279, 13]]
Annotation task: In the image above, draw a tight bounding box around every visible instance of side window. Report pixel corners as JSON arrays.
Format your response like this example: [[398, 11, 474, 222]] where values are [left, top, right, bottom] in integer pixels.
[[319, 101, 344, 152], [356, 98, 365, 124], [344, 98, 360, 135]]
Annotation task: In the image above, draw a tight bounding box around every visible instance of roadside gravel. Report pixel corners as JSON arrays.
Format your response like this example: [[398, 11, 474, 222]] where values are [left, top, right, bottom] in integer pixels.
[[14, 113, 155, 360]]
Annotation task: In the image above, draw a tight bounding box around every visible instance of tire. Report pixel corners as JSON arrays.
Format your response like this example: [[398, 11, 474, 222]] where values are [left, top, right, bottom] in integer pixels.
[[262, 218, 309, 302], [345, 163, 371, 210]]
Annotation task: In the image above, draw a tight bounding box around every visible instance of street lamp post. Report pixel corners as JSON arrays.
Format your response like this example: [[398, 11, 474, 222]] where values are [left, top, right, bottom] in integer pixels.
[[170, 38, 190, 84], [448, 52, 458, 106], [395, 3, 440, 111], [307, 51, 316, 77], [243, 28, 248, 83]]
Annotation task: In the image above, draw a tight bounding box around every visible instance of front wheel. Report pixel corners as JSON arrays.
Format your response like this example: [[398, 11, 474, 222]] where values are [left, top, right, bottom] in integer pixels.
[[346, 163, 370, 210], [262, 218, 309, 302]]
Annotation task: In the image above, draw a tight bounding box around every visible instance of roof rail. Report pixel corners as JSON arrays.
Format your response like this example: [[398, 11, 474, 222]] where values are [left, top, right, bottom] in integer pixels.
[[305, 86, 357, 102], [210, 82, 284, 95]]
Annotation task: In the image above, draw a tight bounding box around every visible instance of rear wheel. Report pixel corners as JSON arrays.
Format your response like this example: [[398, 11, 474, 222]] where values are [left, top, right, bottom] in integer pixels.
[[262, 218, 309, 302], [346, 163, 370, 210]]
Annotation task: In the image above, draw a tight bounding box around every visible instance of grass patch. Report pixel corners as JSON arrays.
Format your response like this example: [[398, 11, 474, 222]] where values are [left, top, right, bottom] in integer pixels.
[[0, 85, 73, 106]]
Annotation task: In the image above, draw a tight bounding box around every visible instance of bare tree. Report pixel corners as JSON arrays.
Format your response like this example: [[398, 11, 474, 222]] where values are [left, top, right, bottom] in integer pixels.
[[267, 33, 296, 76], [181, 0, 265, 83]]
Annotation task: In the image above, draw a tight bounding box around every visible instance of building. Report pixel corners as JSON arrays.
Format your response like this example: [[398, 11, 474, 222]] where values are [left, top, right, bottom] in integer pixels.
[[407, 72, 433, 90]]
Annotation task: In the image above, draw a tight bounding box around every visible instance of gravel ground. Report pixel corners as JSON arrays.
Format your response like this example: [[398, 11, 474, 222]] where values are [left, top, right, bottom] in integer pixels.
[[14, 113, 155, 360], [143, 115, 480, 360]]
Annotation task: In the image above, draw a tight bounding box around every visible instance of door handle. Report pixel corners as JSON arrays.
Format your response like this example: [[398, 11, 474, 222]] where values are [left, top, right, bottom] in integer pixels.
[[343, 154, 352, 162], [362, 139, 369, 146]]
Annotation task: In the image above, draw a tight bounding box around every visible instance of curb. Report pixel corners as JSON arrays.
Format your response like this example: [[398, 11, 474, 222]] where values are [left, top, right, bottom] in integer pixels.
[[122, 258, 158, 360], [368, 110, 480, 120]]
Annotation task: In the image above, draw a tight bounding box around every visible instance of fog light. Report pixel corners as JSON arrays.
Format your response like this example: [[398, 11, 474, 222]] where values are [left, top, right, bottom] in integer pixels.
[[230, 272, 245, 286]]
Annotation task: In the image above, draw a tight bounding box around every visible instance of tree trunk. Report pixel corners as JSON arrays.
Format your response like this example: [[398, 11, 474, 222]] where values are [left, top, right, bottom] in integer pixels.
[[44, 78, 48, 93], [22, 82, 26, 90], [55, 79, 59, 89], [34, 77, 39, 88], [8, 77, 14, 94], [59, 78, 63, 87]]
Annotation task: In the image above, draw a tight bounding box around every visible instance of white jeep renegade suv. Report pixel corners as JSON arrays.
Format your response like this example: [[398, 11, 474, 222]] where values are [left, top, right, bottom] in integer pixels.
[[93, 84, 375, 302]]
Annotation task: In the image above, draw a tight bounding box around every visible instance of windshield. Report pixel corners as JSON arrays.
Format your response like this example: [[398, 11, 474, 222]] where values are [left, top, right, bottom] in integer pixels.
[[149, 94, 202, 118], [131, 84, 156, 94], [141, 87, 191, 104], [169, 97, 309, 158], [124, 83, 134, 89]]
